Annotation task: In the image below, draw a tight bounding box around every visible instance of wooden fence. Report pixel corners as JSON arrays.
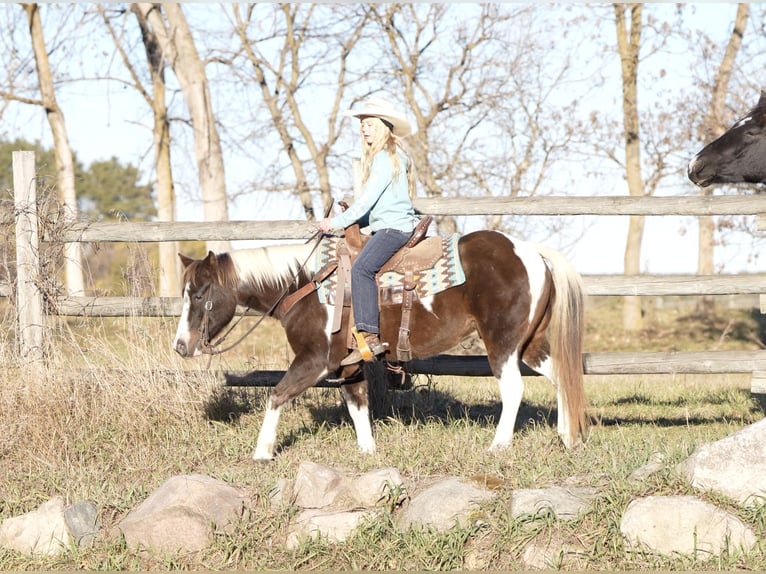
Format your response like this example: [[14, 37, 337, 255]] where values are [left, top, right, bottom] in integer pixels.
[[10, 151, 766, 393]]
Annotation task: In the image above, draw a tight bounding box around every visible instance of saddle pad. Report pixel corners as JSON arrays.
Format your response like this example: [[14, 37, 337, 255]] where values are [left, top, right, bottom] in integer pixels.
[[313, 233, 465, 305], [378, 233, 465, 300], [313, 236, 343, 305]]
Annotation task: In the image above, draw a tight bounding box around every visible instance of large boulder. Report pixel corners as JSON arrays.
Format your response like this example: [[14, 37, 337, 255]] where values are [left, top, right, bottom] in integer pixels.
[[510, 486, 598, 520], [0, 497, 70, 556], [289, 461, 404, 509], [620, 495, 756, 556], [281, 462, 404, 547], [677, 417, 766, 506], [0, 497, 97, 557], [115, 474, 246, 555], [396, 476, 495, 532]]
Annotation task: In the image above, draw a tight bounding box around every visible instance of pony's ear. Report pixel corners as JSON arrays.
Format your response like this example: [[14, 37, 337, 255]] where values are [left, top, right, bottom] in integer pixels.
[[178, 253, 194, 268], [204, 251, 217, 266]]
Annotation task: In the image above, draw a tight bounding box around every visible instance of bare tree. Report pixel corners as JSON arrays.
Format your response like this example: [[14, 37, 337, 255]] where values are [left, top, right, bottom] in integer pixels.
[[696, 3, 749, 313], [364, 4, 590, 238], [24, 4, 84, 296], [134, 3, 229, 255], [226, 4, 369, 221], [100, 5, 179, 296], [614, 3, 646, 330]]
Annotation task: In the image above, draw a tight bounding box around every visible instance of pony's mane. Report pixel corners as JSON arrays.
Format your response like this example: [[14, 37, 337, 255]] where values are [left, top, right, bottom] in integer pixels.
[[231, 242, 316, 290], [752, 99, 766, 124], [738, 93, 766, 128]]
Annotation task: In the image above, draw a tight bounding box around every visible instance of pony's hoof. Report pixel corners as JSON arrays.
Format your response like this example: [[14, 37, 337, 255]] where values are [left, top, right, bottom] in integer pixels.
[[252, 449, 274, 463]]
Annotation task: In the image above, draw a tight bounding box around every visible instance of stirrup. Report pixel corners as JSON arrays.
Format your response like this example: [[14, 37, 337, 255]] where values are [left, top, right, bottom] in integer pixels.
[[340, 332, 388, 366]]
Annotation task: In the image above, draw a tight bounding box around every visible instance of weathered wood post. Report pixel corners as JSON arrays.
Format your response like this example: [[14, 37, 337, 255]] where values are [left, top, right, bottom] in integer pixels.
[[13, 151, 45, 367]]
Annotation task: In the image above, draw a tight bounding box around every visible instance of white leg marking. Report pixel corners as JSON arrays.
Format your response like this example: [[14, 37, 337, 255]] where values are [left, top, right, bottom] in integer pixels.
[[253, 399, 282, 461], [489, 352, 524, 451], [345, 399, 376, 454], [532, 356, 571, 446]]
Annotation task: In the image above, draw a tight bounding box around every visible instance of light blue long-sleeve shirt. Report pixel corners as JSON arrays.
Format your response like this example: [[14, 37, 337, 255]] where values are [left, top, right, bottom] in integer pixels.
[[330, 149, 416, 234]]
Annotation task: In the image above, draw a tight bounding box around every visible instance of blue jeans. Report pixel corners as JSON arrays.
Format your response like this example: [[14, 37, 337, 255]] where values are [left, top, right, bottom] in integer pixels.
[[352, 228, 410, 335]]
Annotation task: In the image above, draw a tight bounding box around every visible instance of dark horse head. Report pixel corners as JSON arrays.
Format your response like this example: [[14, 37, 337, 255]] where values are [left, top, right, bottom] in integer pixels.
[[688, 90, 766, 187]]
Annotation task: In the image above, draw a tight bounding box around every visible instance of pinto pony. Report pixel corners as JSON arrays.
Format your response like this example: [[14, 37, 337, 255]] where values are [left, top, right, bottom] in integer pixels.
[[173, 230, 589, 461], [688, 90, 766, 187]]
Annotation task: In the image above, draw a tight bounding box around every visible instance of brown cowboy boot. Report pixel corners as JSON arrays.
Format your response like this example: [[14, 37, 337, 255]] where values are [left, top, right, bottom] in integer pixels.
[[340, 331, 388, 366]]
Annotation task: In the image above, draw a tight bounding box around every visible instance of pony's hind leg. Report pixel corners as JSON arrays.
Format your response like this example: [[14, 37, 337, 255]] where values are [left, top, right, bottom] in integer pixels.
[[489, 352, 525, 451], [252, 397, 283, 462], [525, 356, 574, 449], [340, 380, 376, 454]]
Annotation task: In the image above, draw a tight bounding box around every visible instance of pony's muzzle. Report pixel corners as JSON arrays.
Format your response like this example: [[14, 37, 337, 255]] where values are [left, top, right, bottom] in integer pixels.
[[687, 156, 710, 186], [174, 339, 190, 357]]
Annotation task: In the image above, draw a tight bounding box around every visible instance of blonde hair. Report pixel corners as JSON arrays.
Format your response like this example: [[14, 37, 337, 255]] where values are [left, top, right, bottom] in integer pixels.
[[359, 118, 416, 199]]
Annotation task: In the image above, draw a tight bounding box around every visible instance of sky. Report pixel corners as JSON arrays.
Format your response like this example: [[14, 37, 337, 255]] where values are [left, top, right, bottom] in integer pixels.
[[4, 3, 764, 277]]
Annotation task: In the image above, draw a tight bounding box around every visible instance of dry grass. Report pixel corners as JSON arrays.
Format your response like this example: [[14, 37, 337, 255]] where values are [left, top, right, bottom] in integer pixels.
[[1, 297, 765, 569]]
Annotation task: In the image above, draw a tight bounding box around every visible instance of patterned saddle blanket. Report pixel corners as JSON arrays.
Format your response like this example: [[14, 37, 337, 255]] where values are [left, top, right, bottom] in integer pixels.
[[312, 233, 466, 306]]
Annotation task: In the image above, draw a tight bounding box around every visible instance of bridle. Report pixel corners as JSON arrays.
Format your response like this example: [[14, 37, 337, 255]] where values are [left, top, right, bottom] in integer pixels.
[[195, 224, 329, 362]]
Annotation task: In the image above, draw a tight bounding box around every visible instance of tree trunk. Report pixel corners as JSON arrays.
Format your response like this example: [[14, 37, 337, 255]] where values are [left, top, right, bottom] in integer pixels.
[[615, 3, 644, 331], [136, 3, 230, 255], [697, 3, 749, 314], [25, 3, 85, 296], [132, 5, 178, 296]]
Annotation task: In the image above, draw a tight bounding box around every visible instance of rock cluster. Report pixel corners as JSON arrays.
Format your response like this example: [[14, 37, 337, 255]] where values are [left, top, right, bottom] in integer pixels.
[[1, 419, 764, 565]]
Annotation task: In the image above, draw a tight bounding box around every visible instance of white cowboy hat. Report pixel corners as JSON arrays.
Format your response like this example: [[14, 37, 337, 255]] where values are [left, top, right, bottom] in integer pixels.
[[344, 97, 413, 138]]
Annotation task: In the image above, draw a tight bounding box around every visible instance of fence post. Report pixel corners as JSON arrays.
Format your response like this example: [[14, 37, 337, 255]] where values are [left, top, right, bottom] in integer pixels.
[[13, 151, 45, 366]]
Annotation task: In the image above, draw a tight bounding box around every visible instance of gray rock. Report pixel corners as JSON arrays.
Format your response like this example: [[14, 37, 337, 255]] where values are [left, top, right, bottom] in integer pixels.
[[290, 462, 404, 510], [116, 474, 245, 555], [620, 495, 756, 556], [0, 497, 70, 556], [64, 501, 99, 547], [348, 467, 405, 507], [286, 508, 379, 549], [677, 417, 766, 506], [397, 477, 495, 532], [293, 461, 346, 508], [521, 533, 587, 570], [510, 486, 598, 520]]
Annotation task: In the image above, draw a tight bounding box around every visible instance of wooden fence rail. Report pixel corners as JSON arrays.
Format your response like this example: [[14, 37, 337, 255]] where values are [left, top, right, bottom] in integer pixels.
[[10, 150, 766, 390]]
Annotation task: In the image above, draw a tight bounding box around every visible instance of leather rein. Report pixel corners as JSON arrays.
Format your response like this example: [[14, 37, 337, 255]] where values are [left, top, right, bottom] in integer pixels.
[[200, 231, 330, 359], [197, 219, 336, 360]]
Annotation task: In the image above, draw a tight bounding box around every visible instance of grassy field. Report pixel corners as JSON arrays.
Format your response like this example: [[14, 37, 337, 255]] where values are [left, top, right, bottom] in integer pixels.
[[0, 296, 765, 570]]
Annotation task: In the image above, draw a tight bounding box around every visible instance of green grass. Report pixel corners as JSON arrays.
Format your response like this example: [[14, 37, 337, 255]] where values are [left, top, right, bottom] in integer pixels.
[[0, 297, 765, 569]]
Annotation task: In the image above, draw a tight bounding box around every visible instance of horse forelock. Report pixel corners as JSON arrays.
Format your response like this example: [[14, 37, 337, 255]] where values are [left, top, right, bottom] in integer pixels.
[[232, 243, 314, 291], [183, 253, 239, 290]]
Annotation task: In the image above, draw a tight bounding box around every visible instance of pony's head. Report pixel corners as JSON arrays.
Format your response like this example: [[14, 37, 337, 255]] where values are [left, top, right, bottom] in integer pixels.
[[688, 90, 766, 187], [173, 251, 238, 357]]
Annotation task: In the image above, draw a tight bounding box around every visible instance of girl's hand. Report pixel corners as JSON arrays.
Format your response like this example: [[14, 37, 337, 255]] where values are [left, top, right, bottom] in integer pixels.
[[318, 218, 333, 233]]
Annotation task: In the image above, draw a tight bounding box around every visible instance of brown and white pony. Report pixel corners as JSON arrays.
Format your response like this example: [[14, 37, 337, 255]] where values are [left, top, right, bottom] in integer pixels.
[[173, 229, 589, 461]]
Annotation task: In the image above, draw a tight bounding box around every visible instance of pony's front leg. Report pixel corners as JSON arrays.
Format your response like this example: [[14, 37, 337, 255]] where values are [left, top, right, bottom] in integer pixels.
[[340, 380, 376, 454], [252, 397, 283, 462], [489, 355, 524, 451], [251, 356, 330, 462]]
